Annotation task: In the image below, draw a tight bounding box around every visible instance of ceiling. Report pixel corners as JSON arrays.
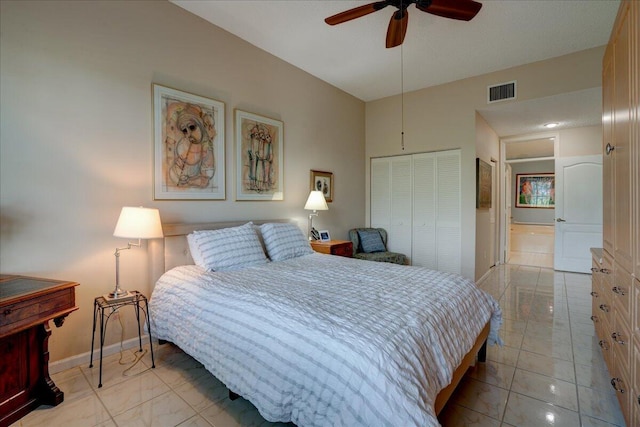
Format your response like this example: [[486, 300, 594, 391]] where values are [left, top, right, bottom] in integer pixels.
[[172, 0, 619, 137]]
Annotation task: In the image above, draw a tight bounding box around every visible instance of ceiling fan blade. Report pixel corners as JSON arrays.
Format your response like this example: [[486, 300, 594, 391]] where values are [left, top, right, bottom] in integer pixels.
[[417, 0, 482, 21], [325, 1, 390, 25], [386, 9, 408, 48]]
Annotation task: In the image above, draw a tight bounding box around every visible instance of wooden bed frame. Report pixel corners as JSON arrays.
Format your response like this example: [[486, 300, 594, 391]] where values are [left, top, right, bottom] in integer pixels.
[[149, 220, 489, 417]]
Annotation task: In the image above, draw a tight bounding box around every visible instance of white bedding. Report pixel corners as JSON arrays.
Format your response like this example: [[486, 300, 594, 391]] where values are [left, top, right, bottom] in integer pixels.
[[150, 253, 502, 427]]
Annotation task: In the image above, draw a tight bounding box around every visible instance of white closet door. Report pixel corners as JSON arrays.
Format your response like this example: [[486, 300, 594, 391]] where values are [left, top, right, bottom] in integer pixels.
[[436, 150, 462, 274], [389, 156, 413, 259], [371, 158, 391, 229], [412, 153, 437, 269], [371, 150, 460, 272]]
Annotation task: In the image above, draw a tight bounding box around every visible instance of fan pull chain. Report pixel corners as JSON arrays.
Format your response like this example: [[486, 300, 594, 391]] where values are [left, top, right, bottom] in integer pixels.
[[400, 27, 405, 151]]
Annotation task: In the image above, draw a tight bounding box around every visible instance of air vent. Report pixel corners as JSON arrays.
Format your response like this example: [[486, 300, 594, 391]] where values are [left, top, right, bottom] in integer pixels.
[[487, 80, 517, 103]]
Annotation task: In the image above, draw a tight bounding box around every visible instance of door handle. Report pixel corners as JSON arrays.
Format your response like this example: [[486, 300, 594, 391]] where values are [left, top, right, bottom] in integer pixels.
[[556, 218, 566, 222]]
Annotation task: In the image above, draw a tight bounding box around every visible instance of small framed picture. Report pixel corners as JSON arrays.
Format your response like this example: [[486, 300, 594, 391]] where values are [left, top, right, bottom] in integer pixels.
[[319, 230, 330, 242], [310, 170, 333, 203]]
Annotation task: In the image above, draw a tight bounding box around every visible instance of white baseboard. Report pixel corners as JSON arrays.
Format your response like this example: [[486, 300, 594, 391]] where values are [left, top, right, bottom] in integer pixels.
[[50, 335, 153, 374], [476, 265, 495, 285]]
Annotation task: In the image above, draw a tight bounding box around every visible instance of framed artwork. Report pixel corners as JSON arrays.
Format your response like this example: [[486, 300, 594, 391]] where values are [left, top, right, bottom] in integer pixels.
[[153, 84, 225, 200], [515, 173, 555, 208], [235, 110, 284, 201], [310, 170, 333, 203], [319, 230, 330, 242], [476, 158, 492, 209]]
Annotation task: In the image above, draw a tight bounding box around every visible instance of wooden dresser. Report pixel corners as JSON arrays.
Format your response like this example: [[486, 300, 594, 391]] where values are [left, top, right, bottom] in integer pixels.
[[591, 2, 640, 425], [310, 240, 353, 258], [0, 274, 79, 426]]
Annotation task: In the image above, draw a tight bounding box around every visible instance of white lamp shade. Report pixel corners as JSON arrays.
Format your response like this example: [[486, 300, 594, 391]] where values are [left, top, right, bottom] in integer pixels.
[[304, 191, 329, 211], [113, 207, 164, 239]]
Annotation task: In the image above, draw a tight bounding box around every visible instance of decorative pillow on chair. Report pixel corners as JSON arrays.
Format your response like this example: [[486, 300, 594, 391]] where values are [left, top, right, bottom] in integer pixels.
[[260, 222, 314, 261], [187, 222, 268, 271], [357, 230, 387, 253]]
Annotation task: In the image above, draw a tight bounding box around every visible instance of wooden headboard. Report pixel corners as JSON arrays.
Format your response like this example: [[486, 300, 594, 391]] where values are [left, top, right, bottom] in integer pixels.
[[148, 219, 293, 287]]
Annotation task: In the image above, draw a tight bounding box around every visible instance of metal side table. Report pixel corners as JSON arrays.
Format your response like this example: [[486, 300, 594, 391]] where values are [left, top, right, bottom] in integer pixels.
[[89, 291, 155, 387]]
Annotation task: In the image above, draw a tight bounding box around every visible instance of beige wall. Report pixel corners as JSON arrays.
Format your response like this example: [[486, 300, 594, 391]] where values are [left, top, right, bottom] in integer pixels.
[[0, 1, 365, 362], [558, 125, 602, 157], [366, 47, 604, 280], [475, 113, 500, 280]]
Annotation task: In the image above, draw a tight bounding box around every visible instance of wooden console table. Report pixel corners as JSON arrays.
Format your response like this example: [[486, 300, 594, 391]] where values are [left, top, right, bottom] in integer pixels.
[[0, 274, 79, 426]]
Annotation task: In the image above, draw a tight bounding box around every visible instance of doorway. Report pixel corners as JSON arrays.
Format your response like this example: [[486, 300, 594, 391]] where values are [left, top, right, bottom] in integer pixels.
[[500, 134, 557, 269]]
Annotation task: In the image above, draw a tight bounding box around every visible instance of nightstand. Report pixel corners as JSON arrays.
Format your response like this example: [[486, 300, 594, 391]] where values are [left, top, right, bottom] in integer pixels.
[[89, 291, 155, 387], [310, 240, 353, 258]]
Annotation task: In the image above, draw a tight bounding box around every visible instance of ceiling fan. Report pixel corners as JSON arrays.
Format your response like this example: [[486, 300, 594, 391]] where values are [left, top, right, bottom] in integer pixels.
[[325, 0, 482, 48]]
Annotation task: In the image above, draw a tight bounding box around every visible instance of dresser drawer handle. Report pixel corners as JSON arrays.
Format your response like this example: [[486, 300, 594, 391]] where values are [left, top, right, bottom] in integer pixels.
[[590, 315, 598, 322], [612, 286, 625, 296], [611, 378, 625, 393], [590, 291, 598, 297], [591, 267, 599, 273], [3, 308, 12, 316], [611, 332, 625, 345], [600, 268, 611, 274], [599, 304, 609, 312], [599, 340, 609, 350]]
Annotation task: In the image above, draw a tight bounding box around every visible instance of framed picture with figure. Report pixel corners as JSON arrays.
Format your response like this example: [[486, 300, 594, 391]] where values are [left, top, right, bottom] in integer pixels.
[[235, 110, 284, 201], [153, 84, 225, 200], [310, 170, 333, 203], [515, 173, 555, 208], [319, 230, 331, 242]]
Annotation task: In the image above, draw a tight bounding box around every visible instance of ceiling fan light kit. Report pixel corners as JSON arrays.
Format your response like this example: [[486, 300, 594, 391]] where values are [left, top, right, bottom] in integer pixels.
[[325, 0, 482, 48]]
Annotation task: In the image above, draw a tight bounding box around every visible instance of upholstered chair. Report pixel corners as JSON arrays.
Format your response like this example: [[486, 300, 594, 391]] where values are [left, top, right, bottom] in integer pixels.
[[348, 228, 407, 265]]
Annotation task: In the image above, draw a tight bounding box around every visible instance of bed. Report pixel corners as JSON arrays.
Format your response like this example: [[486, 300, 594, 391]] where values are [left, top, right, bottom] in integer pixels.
[[148, 220, 502, 427]]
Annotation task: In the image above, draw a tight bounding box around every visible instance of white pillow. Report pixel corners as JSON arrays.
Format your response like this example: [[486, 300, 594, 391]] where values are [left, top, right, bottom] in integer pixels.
[[260, 223, 313, 261], [186, 233, 206, 267], [187, 223, 268, 271]]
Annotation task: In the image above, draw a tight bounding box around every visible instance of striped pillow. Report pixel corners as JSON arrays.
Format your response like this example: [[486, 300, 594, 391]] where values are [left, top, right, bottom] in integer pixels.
[[187, 223, 268, 271], [260, 223, 313, 261]]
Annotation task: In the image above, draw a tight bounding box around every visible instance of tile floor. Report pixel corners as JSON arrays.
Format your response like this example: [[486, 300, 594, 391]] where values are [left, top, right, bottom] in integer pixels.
[[508, 250, 554, 269], [11, 264, 625, 427]]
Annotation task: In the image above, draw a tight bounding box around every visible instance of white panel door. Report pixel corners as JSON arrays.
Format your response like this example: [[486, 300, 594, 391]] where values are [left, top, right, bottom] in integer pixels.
[[412, 153, 436, 269], [504, 163, 512, 263], [436, 150, 462, 274], [554, 155, 603, 273]]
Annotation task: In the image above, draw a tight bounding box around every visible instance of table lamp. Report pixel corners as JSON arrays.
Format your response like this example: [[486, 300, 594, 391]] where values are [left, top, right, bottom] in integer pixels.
[[111, 206, 163, 298], [304, 190, 328, 240]]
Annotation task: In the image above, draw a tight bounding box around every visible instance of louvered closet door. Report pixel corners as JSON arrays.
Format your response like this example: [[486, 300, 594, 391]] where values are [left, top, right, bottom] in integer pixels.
[[436, 151, 462, 274], [412, 153, 437, 269], [388, 156, 413, 259], [371, 150, 461, 273], [371, 159, 391, 231], [371, 156, 413, 260]]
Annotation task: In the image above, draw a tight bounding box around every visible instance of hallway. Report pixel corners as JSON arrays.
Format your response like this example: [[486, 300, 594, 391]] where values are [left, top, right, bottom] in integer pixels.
[[508, 223, 554, 269]]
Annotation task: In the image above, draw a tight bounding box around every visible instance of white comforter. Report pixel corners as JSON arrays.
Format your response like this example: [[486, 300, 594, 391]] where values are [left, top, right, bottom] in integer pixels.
[[150, 253, 501, 427]]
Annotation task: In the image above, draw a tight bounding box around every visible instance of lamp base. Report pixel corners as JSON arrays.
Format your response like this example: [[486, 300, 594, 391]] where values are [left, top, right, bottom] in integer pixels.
[[108, 288, 129, 299]]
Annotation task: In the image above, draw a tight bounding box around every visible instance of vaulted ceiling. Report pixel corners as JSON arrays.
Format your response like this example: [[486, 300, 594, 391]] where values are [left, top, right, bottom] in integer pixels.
[[172, 0, 620, 136]]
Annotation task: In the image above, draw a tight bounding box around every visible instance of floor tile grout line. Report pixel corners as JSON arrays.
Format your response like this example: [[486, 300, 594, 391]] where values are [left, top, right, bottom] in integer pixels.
[[563, 270, 586, 426]]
